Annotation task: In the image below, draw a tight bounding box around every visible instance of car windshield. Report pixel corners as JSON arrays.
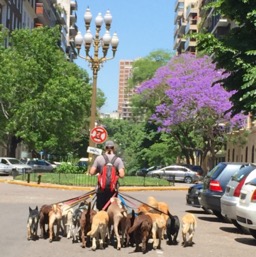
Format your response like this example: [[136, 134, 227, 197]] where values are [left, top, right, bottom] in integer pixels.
[[231, 166, 256, 182], [8, 158, 22, 164]]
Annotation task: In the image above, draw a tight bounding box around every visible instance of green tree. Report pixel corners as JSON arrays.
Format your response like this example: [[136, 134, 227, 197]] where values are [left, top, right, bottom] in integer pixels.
[[0, 26, 93, 157], [195, 0, 256, 115]]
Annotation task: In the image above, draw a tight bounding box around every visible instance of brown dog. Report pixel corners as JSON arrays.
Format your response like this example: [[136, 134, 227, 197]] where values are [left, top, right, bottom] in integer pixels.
[[128, 213, 152, 253], [48, 204, 62, 242], [181, 213, 196, 247], [80, 202, 97, 248], [39, 204, 52, 239], [87, 210, 109, 251]]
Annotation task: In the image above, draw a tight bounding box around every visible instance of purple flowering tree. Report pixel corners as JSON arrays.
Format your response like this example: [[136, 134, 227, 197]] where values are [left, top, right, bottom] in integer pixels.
[[136, 53, 245, 171]]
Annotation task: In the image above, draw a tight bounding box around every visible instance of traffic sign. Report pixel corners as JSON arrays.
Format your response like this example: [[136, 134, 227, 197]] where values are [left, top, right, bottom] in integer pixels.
[[90, 126, 108, 144], [87, 146, 103, 155]]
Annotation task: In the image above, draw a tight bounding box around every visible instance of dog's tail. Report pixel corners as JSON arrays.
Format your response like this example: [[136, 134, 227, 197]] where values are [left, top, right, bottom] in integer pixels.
[[87, 223, 97, 237], [128, 216, 145, 234]]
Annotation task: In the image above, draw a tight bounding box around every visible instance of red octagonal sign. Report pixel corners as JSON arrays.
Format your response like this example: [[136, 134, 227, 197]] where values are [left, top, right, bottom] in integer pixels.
[[90, 126, 108, 144]]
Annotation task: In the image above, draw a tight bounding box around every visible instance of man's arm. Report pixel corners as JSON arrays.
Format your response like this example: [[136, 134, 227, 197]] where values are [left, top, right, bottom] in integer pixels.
[[89, 166, 97, 175], [118, 168, 125, 178]]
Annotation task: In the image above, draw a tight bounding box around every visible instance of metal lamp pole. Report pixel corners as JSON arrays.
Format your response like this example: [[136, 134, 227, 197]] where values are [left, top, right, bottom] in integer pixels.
[[75, 7, 119, 162]]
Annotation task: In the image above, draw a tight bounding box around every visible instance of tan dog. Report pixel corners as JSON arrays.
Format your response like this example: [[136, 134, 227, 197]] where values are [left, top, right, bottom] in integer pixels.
[[48, 204, 62, 243], [181, 213, 196, 247], [137, 197, 167, 250], [58, 203, 74, 238], [87, 210, 109, 251]]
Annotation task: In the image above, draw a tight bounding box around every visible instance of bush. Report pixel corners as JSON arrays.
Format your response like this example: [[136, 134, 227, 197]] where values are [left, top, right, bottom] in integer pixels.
[[55, 162, 84, 174]]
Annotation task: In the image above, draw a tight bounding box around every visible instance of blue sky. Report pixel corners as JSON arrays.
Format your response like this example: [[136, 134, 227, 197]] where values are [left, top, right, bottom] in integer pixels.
[[75, 0, 175, 113]]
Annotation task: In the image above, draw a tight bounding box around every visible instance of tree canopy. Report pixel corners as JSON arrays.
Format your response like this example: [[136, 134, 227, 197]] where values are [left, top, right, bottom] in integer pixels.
[[136, 53, 245, 171], [0, 26, 93, 157], [195, 0, 256, 115]]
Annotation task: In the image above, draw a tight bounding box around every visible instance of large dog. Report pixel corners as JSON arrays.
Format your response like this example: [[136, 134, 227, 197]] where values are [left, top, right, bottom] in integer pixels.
[[87, 210, 109, 251], [181, 213, 196, 247], [27, 206, 40, 241], [137, 197, 167, 250], [107, 197, 128, 250], [166, 214, 180, 245], [128, 213, 152, 253], [48, 203, 62, 242]]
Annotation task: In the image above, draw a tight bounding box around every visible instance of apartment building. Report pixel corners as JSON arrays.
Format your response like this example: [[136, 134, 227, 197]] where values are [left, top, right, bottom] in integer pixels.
[[118, 60, 134, 120]]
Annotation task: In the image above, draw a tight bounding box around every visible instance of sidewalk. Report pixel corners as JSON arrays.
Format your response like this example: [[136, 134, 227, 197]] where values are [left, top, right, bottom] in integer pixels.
[[0, 176, 190, 191]]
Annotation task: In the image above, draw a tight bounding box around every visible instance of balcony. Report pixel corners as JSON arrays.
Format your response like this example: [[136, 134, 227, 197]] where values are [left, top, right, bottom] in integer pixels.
[[174, 10, 184, 24], [184, 37, 197, 51], [69, 24, 78, 37], [70, 12, 77, 25], [36, 3, 51, 26], [186, 2, 198, 19], [174, 0, 184, 12], [185, 19, 198, 34]]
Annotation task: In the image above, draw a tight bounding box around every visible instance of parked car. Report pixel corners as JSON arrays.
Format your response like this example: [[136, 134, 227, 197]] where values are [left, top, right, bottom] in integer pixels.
[[26, 159, 56, 172], [0, 157, 32, 175], [220, 164, 256, 230], [186, 183, 203, 208], [236, 177, 256, 239], [200, 162, 250, 219], [0, 163, 14, 175], [146, 165, 200, 183], [136, 166, 163, 177]]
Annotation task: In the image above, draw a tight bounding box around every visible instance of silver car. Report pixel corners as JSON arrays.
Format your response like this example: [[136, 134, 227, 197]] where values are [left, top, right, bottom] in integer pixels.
[[220, 164, 256, 230], [0, 163, 14, 175], [146, 165, 200, 183], [0, 157, 32, 175]]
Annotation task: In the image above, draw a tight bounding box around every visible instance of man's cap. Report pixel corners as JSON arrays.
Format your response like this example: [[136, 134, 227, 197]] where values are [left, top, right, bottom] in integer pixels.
[[105, 140, 115, 148]]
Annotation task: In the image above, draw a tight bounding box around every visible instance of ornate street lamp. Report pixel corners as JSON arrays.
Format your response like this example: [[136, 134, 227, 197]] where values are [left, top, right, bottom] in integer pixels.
[[75, 7, 119, 162]]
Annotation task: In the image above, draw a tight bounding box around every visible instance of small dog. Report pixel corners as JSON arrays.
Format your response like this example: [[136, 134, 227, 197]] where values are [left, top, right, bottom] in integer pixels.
[[181, 213, 196, 247], [48, 204, 62, 242], [128, 213, 152, 254], [87, 210, 109, 251], [166, 213, 180, 245], [59, 203, 74, 238], [27, 206, 40, 240]]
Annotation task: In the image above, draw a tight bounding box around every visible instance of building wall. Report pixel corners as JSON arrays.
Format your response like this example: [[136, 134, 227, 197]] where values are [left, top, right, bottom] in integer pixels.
[[118, 60, 134, 120]]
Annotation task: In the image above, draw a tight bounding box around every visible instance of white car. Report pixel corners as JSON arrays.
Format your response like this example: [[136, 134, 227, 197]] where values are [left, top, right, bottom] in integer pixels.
[[0, 157, 32, 175], [236, 177, 256, 239], [220, 165, 256, 230], [146, 165, 200, 183], [0, 163, 14, 175]]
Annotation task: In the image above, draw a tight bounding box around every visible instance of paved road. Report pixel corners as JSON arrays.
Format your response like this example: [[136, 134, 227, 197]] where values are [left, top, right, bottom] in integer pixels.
[[1, 182, 256, 257]]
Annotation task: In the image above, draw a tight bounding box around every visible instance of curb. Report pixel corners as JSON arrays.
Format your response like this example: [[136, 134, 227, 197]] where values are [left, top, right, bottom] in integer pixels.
[[0, 178, 189, 191]]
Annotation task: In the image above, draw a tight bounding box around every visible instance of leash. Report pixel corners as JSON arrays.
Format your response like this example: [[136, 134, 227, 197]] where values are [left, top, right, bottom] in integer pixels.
[[102, 191, 117, 211], [119, 192, 172, 217], [118, 193, 138, 209]]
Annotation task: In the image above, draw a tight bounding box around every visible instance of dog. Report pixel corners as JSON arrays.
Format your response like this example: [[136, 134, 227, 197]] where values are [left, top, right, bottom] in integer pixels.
[[59, 203, 74, 238], [87, 210, 109, 251], [166, 213, 180, 245], [137, 197, 167, 250], [120, 209, 136, 247], [71, 202, 88, 243], [128, 213, 153, 253], [27, 206, 40, 240], [48, 203, 62, 242], [107, 197, 128, 250], [39, 204, 52, 239], [80, 202, 97, 248], [181, 213, 196, 247]]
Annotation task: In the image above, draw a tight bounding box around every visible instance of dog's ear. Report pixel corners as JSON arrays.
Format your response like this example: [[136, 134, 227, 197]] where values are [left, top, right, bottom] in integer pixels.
[[36, 206, 38, 211], [29, 207, 32, 212], [168, 210, 174, 219]]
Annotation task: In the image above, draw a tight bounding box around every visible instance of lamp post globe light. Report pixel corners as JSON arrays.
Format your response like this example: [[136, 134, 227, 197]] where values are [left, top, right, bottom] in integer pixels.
[[75, 7, 119, 161]]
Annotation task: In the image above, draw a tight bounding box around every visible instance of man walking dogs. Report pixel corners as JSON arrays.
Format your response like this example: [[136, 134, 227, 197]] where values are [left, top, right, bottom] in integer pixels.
[[89, 140, 125, 211]]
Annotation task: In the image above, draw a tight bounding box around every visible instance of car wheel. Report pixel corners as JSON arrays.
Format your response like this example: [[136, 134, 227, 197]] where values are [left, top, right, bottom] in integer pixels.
[[202, 207, 213, 214], [249, 229, 256, 239], [231, 220, 250, 234], [184, 176, 192, 184]]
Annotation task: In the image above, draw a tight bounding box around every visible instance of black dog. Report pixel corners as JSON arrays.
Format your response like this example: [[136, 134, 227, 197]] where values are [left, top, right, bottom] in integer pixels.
[[27, 206, 40, 240], [166, 213, 180, 245]]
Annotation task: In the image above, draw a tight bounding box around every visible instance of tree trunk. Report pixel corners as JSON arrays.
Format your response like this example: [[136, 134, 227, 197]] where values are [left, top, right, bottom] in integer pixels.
[[6, 135, 21, 157]]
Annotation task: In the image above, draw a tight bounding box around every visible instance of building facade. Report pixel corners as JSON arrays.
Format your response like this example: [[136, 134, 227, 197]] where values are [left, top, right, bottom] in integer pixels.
[[117, 60, 134, 120]]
